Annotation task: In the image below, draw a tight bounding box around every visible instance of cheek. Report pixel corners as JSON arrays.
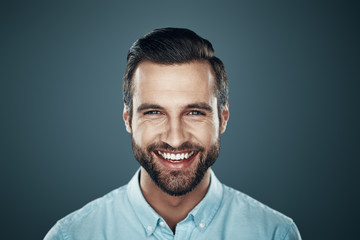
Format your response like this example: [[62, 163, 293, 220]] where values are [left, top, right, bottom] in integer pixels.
[[188, 121, 219, 146], [132, 121, 163, 146]]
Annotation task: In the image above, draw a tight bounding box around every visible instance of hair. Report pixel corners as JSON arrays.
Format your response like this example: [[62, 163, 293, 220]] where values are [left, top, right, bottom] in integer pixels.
[[123, 27, 228, 124]]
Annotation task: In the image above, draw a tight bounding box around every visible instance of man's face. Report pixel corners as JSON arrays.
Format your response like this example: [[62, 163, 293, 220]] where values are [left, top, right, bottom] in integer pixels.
[[123, 61, 229, 196]]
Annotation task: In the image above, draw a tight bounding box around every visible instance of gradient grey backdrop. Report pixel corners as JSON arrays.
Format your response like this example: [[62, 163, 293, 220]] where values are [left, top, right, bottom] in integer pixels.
[[2, 0, 359, 239]]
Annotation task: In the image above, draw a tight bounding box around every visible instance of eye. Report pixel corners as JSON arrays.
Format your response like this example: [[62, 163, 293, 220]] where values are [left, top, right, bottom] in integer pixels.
[[144, 110, 161, 115], [188, 110, 205, 116]]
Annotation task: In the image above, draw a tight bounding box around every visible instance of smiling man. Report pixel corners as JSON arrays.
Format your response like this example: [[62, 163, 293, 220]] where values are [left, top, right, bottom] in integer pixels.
[[45, 28, 301, 239]]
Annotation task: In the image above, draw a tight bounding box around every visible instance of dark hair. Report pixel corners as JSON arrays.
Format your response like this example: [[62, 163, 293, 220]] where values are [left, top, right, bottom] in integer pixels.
[[123, 27, 228, 123]]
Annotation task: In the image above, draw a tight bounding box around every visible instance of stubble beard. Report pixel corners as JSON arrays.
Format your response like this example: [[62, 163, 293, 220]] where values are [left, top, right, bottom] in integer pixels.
[[131, 137, 220, 196]]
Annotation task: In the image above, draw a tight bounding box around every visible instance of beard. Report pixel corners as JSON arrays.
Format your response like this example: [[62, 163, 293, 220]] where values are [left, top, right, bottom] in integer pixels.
[[132, 137, 220, 196]]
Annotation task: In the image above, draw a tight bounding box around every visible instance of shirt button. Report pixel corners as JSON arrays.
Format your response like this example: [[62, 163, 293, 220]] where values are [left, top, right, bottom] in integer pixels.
[[199, 222, 205, 228], [159, 221, 166, 227], [147, 226, 153, 231]]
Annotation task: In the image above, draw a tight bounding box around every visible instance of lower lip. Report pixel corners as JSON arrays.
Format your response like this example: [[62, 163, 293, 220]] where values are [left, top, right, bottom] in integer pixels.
[[154, 152, 198, 170]]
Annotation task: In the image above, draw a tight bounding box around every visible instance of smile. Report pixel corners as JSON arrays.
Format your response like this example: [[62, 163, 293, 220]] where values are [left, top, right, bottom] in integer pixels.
[[156, 151, 195, 163]]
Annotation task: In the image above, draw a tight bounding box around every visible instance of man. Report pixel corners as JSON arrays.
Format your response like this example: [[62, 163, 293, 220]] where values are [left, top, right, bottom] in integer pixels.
[[45, 28, 301, 239]]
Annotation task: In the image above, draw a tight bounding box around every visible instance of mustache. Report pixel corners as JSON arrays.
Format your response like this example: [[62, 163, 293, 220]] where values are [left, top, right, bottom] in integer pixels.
[[147, 141, 205, 153]]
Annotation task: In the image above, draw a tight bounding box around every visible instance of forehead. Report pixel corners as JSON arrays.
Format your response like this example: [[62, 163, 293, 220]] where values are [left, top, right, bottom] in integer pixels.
[[132, 61, 216, 105]]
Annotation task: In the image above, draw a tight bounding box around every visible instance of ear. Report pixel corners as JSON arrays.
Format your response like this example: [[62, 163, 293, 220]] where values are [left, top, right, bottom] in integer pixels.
[[123, 104, 132, 133], [219, 103, 229, 134]]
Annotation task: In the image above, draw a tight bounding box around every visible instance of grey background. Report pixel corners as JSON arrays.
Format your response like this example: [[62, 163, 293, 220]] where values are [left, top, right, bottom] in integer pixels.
[[1, 0, 359, 239]]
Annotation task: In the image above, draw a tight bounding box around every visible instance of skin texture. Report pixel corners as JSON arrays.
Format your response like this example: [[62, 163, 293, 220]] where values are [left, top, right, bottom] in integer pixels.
[[123, 60, 229, 232]]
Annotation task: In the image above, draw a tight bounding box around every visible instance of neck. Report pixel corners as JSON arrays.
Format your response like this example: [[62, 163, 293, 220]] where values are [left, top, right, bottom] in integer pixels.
[[139, 167, 211, 232]]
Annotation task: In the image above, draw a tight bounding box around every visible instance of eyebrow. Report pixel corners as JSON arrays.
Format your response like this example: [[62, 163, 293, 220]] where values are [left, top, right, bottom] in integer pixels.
[[186, 103, 213, 112], [136, 102, 213, 113], [137, 104, 164, 113]]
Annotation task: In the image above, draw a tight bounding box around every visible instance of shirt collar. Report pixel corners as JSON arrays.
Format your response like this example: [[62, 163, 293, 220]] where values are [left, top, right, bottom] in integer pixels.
[[127, 168, 224, 235], [127, 169, 159, 236], [188, 169, 224, 232]]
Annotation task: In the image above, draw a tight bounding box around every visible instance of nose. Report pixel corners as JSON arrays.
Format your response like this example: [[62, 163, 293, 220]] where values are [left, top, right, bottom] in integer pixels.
[[163, 117, 188, 149]]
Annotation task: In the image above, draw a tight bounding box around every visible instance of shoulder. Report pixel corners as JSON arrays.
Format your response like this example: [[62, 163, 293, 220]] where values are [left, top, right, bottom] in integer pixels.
[[44, 185, 129, 240], [61, 185, 128, 225], [223, 185, 291, 220], [217, 185, 301, 239]]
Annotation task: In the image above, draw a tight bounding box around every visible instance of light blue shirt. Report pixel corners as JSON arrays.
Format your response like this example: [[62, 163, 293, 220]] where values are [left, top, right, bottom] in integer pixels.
[[45, 169, 301, 239]]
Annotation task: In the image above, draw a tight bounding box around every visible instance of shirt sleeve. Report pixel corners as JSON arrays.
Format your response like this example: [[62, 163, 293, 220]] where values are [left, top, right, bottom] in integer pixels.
[[282, 221, 302, 240], [43, 222, 65, 240]]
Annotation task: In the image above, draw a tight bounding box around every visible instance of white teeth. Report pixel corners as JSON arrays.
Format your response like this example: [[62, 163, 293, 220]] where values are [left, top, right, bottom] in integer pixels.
[[157, 151, 194, 162]]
